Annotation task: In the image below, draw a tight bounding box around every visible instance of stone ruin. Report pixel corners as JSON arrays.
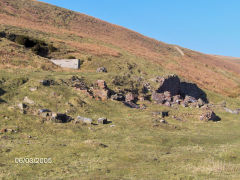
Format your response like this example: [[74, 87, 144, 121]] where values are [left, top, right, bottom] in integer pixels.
[[151, 74, 208, 108]]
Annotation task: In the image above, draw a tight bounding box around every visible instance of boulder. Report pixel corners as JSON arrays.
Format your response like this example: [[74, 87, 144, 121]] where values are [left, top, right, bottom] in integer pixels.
[[51, 113, 72, 123], [96, 67, 107, 73], [200, 110, 220, 121], [156, 75, 180, 96], [93, 80, 111, 100], [38, 109, 52, 118], [75, 116, 93, 124], [98, 117, 108, 124]]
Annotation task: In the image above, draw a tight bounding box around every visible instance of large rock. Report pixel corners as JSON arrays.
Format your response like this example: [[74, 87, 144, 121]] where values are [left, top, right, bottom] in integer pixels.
[[200, 110, 220, 121], [75, 116, 93, 124], [92, 80, 111, 100], [156, 75, 180, 96], [38, 109, 52, 118], [51, 113, 73, 123], [98, 117, 108, 124]]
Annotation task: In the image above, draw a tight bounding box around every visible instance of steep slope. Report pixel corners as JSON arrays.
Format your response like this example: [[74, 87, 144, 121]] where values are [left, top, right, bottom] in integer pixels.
[[0, 0, 240, 96]]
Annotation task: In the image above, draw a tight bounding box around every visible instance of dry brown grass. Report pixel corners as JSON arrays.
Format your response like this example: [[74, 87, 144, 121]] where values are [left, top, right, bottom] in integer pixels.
[[65, 41, 121, 57]]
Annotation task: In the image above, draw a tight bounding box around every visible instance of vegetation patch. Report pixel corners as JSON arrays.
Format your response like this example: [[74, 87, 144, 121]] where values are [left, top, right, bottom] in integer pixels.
[[1, 31, 57, 57]]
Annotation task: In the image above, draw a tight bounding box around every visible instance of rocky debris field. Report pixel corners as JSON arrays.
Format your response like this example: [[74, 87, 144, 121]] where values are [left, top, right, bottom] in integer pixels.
[[0, 73, 227, 128]]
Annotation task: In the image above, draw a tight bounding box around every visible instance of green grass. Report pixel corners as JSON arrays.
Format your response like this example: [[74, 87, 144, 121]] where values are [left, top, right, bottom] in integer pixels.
[[1, 1, 240, 179], [0, 69, 240, 179]]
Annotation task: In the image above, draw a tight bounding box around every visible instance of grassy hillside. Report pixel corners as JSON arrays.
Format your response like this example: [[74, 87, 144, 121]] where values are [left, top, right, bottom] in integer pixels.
[[0, 0, 240, 96], [1, 0, 240, 179], [0, 69, 240, 179]]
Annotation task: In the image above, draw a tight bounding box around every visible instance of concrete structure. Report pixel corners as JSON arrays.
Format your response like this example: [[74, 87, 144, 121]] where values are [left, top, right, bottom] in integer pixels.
[[50, 59, 80, 69]]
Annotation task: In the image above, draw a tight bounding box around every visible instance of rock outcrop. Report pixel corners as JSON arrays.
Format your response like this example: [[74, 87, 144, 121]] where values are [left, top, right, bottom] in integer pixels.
[[156, 75, 180, 96], [152, 74, 207, 108], [92, 80, 112, 100]]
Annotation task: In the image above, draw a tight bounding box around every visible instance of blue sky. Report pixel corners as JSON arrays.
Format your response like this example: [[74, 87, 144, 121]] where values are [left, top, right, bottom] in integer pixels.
[[40, 0, 240, 57]]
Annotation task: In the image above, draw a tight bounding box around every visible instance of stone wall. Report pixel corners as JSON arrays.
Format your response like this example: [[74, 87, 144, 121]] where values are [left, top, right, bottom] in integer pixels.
[[50, 59, 80, 69]]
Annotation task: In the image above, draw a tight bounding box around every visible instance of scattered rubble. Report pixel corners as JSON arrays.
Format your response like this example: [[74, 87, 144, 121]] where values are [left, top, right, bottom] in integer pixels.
[[151, 75, 207, 108], [38, 109, 72, 123]]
